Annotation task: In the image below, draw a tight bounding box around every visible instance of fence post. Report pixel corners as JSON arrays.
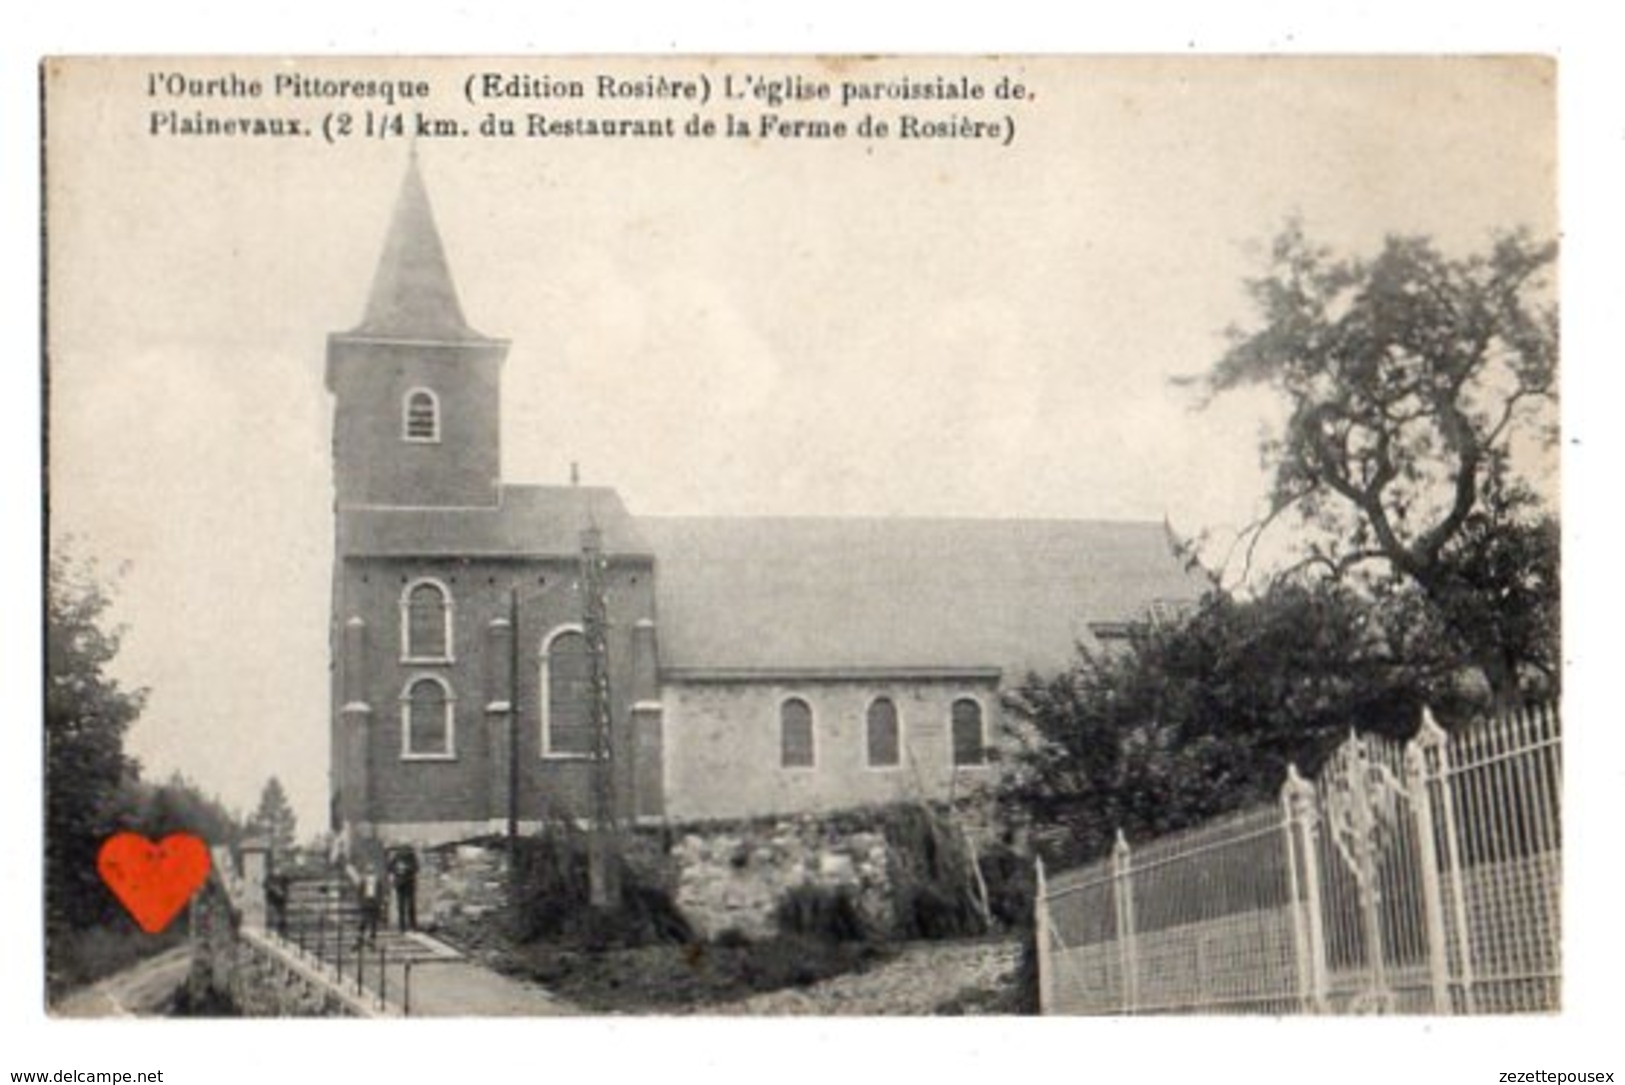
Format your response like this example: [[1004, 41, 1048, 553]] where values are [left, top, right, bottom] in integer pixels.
[[1346, 735, 1391, 1008], [1034, 856, 1053, 1015], [1111, 829, 1138, 1014], [1422, 706, 1475, 1013], [1282, 764, 1328, 1013], [1406, 708, 1453, 1014]]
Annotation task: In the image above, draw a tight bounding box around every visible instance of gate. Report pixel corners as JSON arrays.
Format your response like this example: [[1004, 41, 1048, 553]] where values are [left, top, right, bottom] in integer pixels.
[[1036, 703, 1561, 1014]]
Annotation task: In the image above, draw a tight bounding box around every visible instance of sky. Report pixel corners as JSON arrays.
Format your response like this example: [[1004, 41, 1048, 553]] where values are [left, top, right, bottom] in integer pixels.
[[43, 56, 1557, 838]]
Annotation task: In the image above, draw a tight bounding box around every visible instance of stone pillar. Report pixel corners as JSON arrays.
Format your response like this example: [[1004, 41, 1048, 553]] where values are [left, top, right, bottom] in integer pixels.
[[339, 617, 373, 833], [630, 619, 659, 703], [239, 840, 269, 931], [630, 619, 663, 820], [484, 615, 516, 831]]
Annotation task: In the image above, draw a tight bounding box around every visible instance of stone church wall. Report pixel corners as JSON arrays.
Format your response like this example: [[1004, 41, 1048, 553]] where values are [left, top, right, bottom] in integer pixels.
[[662, 678, 1002, 821]]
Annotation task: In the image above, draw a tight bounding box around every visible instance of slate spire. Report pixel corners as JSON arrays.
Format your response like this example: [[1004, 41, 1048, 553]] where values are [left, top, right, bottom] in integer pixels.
[[355, 151, 483, 340]]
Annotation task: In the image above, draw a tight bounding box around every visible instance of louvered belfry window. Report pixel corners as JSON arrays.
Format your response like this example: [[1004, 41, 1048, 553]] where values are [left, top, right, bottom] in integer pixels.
[[544, 630, 594, 757], [867, 697, 900, 768], [406, 581, 450, 660], [780, 697, 815, 768], [404, 389, 439, 441]]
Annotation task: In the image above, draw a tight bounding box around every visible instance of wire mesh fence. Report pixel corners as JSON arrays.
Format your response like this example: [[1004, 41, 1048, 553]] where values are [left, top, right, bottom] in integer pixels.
[[1036, 702, 1561, 1015]]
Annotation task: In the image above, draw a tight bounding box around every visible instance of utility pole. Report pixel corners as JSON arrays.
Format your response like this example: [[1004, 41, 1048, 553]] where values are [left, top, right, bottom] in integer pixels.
[[507, 586, 520, 844], [581, 523, 620, 908]]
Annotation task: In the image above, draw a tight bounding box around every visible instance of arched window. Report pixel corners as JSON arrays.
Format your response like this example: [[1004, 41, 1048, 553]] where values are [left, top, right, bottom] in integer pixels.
[[401, 579, 452, 662], [951, 698, 987, 767], [780, 697, 815, 769], [401, 676, 454, 759], [866, 697, 900, 768], [541, 627, 594, 758], [403, 388, 440, 442]]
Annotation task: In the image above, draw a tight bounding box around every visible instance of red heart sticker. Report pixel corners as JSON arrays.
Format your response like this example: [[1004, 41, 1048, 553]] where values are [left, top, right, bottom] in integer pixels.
[[97, 832, 212, 933]]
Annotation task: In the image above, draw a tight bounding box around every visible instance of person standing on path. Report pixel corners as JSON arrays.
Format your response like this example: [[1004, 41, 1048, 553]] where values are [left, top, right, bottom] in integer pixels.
[[265, 871, 290, 937], [351, 860, 383, 949], [389, 847, 419, 932]]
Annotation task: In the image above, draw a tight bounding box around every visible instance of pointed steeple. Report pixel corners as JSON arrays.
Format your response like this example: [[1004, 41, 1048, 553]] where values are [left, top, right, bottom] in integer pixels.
[[354, 152, 484, 341]]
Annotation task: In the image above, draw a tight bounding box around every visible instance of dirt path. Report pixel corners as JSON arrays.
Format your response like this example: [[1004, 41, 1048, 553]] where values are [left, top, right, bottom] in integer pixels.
[[691, 937, 1022, 1016], [52, 946, 193, 1019]]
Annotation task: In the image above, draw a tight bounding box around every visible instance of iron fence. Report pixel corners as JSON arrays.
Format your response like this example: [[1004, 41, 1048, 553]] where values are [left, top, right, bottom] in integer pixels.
[[1035, 703, 1561, 1015]]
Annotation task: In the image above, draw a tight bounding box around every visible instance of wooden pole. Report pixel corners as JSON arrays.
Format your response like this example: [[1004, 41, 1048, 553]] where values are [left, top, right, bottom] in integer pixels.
[[582, 524, 619, 908], [507, 587, 520, 843]]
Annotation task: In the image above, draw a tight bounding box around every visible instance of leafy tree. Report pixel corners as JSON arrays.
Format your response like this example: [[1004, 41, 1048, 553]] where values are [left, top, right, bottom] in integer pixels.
[[1191, 224, 1559, 701], [44, 543, 146, 929], [1001, 581, 1462, 867], [248, 776, 297, 860], [115, 772, 244, 845]]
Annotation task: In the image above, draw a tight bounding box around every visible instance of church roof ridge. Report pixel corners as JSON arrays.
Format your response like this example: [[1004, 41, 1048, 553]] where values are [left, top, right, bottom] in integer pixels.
[[637, 514, 1207, 676], [636, 512, 1172, 528]]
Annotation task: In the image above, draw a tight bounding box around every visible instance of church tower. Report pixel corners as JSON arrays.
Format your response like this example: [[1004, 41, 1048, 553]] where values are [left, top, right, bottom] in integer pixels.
[[327, 155, 665, 848], [325, 153, 509, 508]]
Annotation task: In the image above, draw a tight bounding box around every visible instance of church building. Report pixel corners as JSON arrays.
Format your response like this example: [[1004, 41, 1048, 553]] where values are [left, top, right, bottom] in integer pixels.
[[328, 158, 1205, 848]]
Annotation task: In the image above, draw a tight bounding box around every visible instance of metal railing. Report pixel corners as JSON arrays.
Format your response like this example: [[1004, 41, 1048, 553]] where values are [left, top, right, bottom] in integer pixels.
[[275, 878, 413, 1015], [1035, 702, 1561, 1015]]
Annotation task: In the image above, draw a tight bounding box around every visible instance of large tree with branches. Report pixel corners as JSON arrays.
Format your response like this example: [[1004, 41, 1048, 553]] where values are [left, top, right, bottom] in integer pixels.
[[1195, 224, 1559, 701], [45, 545, 146, 930]]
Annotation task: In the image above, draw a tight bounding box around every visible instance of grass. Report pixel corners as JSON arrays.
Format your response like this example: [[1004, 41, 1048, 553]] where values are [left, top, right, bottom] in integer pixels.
[[46, 916, 187, 1003], [441, 920, 894, 1013]]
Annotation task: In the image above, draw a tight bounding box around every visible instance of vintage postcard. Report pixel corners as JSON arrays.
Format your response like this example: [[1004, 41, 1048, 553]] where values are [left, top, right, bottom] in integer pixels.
[[41, 55, 1564, 1034]]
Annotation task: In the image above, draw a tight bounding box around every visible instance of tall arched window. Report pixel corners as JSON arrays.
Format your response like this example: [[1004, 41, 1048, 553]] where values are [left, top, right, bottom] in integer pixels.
[[780, 697, 815, 769], [541, 627, 594, 758], [401, 579, 452, 662], [866, 697, 900, 768], [951, 697, 987, 767], [401, 676, 454, 759], [403, 388, 440, 442]]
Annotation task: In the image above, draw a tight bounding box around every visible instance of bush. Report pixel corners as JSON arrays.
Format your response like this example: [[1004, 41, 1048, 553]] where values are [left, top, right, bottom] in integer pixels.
[[774, 884, 869, 943], [976, 843, 1035, 930], [169, 981, 241, 1017], [894, 883, 982, 940], [884, 805, 987, 940], [506, 823, 692, 949]]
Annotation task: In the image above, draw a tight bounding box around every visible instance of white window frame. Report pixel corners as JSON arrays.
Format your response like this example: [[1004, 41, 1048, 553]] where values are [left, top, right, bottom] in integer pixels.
[[402, 387, 441, 443], [950, 694, 991, 769], [778, 694, 817, 771], [864, 694, 904, 771], [400, 577, 455, 664], [400, 674, 457, 761], [540, 623, 594, 761]]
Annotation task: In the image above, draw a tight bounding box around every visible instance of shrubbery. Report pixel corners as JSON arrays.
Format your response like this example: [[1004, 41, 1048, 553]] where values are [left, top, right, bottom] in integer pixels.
[[773, 884, 868, 942], [884, 805, 989, 941], [506, 822, 691, 949]]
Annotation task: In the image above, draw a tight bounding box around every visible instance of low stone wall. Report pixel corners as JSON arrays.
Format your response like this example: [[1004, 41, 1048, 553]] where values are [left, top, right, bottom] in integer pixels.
[[670, 818, 890, 940], [186, 873, 370, 1016], [420, 841, 510, 928], [402, 800, 1008, 944]]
